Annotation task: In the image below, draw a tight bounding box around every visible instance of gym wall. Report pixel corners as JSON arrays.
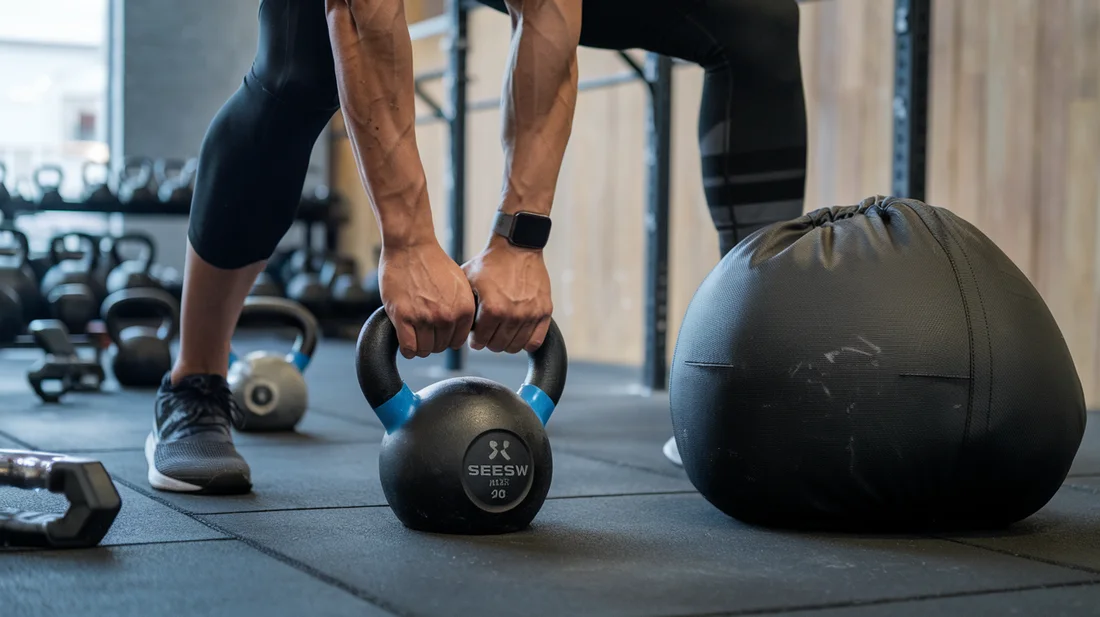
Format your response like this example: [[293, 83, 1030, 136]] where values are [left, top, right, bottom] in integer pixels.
[[336, 0, 1100, 406], [109, 0, 331, 272]]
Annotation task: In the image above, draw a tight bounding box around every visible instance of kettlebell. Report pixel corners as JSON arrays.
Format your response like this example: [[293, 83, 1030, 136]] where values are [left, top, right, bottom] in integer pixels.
[[106, 233, 159, 293], [101, 288, 179, 388], [356, 307, 568, 535], [117, 156, 157, 204], [40, 233, 105, 333], [33, 165, 65, 207], [0, 228, 42, 324], [285, 254, 329, 318], [155, 158, 197, 205], [228, 297, 318, 432], [81, 161, 118, 205]]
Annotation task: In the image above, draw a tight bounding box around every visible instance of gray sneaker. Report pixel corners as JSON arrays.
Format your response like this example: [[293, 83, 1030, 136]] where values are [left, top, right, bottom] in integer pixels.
[[146, 374, 253, 494]]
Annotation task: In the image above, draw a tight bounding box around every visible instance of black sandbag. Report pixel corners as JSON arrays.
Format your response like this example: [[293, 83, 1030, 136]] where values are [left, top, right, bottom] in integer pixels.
[[670, 195, 1086, 531]]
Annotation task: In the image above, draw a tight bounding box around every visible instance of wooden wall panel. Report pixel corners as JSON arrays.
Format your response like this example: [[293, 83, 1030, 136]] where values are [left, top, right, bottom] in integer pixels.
[[334, 0, 1100, 406], [927, 0, 1100, 403]]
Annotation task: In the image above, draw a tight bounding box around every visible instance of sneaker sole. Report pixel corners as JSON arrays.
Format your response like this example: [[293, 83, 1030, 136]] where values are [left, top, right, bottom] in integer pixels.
[[145, 433, 253, 495]]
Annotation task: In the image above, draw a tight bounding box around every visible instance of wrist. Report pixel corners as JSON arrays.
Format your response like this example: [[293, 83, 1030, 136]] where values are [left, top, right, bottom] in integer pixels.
[[378, 209, 437, 251], [499, 193, 553, 216], [486, 232, 543, 255]]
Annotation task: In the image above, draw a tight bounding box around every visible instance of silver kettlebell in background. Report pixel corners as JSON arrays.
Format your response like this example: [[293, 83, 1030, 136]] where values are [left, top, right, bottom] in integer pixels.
[[228, 296, 319, 432]]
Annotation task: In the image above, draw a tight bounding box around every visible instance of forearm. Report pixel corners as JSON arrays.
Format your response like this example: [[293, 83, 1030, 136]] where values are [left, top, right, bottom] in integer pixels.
[[327, 0, 435, 249], [499, 0, 582, 217]]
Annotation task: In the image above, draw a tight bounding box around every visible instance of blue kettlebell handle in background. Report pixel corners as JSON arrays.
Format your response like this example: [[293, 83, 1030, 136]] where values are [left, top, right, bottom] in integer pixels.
[[355, 307, 568, 433], [229, 297, 319, 373]]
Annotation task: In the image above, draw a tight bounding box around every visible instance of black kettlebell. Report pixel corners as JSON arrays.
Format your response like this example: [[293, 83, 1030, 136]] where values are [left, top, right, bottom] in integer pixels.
[[155, 158, 197, 205], [0, 228, 41, 324], [101, 288, 179, 387], [81, 161, 118, 205], [356, 307, 568, 535], [33, 165, 65, 207], [106, 233, 159, 293], [40, 233, 105, 333], [117, 156, 157, 204], [285, 255, 329, 318]]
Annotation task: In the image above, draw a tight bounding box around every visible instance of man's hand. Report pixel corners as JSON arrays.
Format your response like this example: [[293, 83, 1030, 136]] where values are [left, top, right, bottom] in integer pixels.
[[380, 243, 476, 359], [463, 237, 552, 354]]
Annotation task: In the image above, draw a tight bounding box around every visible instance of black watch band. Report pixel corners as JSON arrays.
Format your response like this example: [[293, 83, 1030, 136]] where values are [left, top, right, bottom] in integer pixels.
[[492, 211, 552, 249]]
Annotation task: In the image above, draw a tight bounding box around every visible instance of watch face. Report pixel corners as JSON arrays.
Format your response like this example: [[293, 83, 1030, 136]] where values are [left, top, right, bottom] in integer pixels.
[[512, 213, 552, 248]]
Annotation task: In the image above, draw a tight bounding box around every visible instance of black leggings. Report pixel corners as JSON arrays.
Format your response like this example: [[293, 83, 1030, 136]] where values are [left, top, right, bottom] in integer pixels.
[[189, 0, 806, 268]]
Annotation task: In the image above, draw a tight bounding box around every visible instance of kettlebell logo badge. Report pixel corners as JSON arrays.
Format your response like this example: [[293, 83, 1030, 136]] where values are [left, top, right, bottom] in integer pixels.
[[488, 440, 511, 461]]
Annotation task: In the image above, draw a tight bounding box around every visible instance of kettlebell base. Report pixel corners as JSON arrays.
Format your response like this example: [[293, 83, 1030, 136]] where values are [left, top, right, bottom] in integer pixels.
[[392, 512, 537, 536]]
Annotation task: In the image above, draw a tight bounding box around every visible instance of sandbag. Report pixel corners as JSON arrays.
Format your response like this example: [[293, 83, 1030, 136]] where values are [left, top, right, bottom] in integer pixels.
[[670, 195, 1086, 531]]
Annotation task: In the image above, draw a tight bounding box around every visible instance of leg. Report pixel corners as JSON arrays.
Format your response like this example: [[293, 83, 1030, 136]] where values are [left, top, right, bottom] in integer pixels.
[[476, 0, 806, 466], [149, 0, 339, 495], [477, 0, 807, 256], [177, 0, 340, 381]]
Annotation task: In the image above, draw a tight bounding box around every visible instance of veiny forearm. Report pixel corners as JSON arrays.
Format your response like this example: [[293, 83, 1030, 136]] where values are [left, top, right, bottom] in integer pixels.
[[499, 0, 582, 216], [326, 0, 435, 248]]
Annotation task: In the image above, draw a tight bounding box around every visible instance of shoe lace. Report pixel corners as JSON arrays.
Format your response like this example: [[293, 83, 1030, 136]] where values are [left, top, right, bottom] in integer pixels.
[[164, 377, 243, 434]]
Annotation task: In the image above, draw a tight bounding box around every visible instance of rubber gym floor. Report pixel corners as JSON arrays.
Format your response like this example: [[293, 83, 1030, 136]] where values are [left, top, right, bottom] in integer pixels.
[[1, 334, 1099, 617]]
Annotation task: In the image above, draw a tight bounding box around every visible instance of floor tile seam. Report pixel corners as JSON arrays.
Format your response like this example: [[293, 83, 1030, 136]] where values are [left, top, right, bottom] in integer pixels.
[[111, 476, 409, 617], [0, 536, 234, 555], [936, 536, 1100, 577], [656, 579, 1100, 617]]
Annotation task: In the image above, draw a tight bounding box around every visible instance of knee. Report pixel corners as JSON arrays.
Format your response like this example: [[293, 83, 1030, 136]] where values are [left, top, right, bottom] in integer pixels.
[[699, 0, 802, 84], [251, 53, 339, 110]]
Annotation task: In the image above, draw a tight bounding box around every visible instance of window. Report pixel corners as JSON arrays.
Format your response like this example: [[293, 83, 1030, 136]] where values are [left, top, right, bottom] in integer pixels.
[[0, 0, 112, 251]]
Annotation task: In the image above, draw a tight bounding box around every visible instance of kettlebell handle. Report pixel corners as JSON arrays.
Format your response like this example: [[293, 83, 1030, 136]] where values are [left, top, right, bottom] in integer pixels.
[[120, 156, 154, 188], [0, 228, 31, 268], [33, 165, 64, 191], [100, 288, 180, 345], [49, 232, 100, 269], [355, 307, 568, 433], [108, 233, 157, 274], [229, 296, 319, 372]]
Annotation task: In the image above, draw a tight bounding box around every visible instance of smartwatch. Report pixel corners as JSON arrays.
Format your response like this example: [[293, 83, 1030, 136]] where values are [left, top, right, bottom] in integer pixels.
[[492, 211, 552, 250]]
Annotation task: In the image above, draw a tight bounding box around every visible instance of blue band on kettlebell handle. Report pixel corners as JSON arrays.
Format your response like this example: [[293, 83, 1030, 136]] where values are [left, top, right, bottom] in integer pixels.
[[228, 350, 239, 368], [518, 384, 555, 426], [374, 383, 419, 433], [287, 351, 311, 373]]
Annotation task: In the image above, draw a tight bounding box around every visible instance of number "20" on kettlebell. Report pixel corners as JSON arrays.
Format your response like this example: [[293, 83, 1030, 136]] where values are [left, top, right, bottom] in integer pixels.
[[356, 307, 568, 535], [228, 297, 319, 432]]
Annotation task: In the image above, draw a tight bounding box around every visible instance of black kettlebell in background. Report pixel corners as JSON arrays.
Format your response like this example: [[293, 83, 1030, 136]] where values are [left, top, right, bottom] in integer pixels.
[[117, 156, 156, 204], [33, 165, 65, 207], [40, 233, 105, 333], [106, 233, 159, 293], [101, 288, 179, 387], [155, 158, 197, 205], [81, 161, 117, 205], [228, 297, 319, 431], [356, 307, 568, 535], [285, 254, 329, 318], [0, 228, 42, 324]]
